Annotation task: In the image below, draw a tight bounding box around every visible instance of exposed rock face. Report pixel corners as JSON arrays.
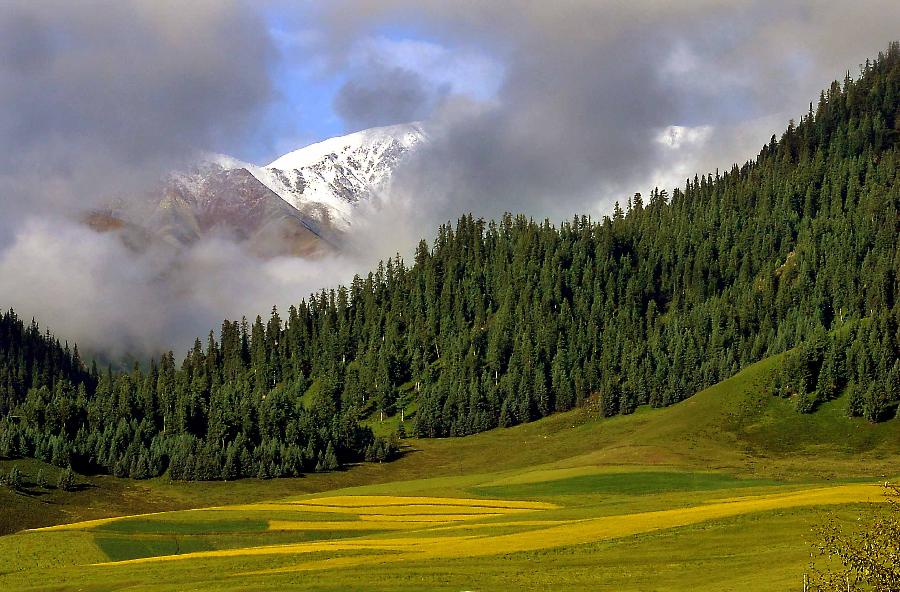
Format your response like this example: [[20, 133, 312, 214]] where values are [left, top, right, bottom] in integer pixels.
[[156, 165, 332, 258]]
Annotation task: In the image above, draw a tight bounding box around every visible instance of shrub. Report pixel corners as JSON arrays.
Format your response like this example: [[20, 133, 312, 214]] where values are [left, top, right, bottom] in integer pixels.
[[807, 483, 900, 591]]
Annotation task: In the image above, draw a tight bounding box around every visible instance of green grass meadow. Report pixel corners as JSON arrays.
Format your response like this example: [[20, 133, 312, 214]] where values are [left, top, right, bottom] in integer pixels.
[[1, 354, 898, 590]]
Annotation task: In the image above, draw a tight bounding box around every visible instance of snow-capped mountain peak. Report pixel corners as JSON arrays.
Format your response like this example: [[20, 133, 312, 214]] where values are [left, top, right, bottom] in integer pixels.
[[88, 123, 428, 261], [225, 122, 427, 230], [268, 122, 425, 170]]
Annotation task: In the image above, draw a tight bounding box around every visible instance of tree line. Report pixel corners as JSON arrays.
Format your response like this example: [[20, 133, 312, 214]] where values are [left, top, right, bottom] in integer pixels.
[[0, 310, 397, 480], [1, 43, 897, 481]]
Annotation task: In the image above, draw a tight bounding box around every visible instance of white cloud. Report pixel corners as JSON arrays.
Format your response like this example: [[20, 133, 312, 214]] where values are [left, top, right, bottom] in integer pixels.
[[656, 125, 713, 150], [350, 35, 504, 102]]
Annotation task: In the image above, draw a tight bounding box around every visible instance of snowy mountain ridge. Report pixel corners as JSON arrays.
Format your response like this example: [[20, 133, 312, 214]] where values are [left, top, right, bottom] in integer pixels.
[[86, 123, 427, 259], [211, 122, 427, 230]]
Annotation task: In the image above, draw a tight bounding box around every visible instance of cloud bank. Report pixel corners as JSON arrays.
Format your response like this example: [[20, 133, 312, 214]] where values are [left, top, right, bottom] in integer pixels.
[[315, 0, 900, 225], [0, 1, 354, 360], [1, 0, 898, 360]]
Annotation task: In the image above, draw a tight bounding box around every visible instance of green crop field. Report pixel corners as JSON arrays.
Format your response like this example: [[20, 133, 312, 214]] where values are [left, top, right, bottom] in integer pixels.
[[1, 354, 898, 591]]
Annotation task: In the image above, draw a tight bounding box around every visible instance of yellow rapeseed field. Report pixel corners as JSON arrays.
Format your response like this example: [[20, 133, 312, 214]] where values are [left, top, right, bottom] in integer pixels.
[[291, 495, 556, 509], [27, 517, 127, 533], [268, 520, 412, 531], [90, 483, 883, 576]]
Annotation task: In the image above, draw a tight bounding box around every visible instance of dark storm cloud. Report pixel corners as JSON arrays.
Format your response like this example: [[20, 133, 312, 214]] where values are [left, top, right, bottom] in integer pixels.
[[315, 0, 900, 225], [334, 62, 448, 130]]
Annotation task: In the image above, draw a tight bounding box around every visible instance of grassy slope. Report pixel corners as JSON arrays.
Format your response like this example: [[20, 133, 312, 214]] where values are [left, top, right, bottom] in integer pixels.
[[1, 353, 898, 590], [3, 352, 898, 534]]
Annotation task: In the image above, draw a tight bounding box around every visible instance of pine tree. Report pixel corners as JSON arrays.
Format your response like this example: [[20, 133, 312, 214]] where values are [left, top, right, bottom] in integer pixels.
[[7, 466, 22, 491], [57, 467, 76, 492], [323, 441, 339, 471]]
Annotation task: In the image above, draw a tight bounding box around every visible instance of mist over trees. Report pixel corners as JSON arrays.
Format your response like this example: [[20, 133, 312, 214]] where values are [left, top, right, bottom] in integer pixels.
[[0, 311, 391, 481], [0, 44, 898, 481]]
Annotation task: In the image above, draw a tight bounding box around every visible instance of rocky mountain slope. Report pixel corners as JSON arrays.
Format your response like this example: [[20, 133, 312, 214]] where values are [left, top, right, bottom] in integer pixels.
[[89, 123, 427, 257]]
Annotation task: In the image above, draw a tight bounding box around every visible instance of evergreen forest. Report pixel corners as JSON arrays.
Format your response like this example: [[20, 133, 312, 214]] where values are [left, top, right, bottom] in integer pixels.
[[1, 43, 898, 481]]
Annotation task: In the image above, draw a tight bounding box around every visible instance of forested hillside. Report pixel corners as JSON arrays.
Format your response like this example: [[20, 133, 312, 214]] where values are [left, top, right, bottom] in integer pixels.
[[1, 44, 897, 481]]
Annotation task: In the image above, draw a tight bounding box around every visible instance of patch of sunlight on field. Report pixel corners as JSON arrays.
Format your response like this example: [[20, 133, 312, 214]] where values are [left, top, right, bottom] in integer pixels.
[[269, 520, 412, 531], [26, 510, 178, 533], [293, 504, 525, 515], [476, 468, 778, 496], [422, 483, 884, 558], [481, 465, 668, 487], [0, 530, 108, 572], [291, 495, 555, 509], [96, 535, 478, 566], [26, 516, 126, 532], [429, 519, 571, 531], [214, 502, 531, 515], [211, 503, 321, 512], [358, 513, 504, 522], [88, 482, 883, 577]]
